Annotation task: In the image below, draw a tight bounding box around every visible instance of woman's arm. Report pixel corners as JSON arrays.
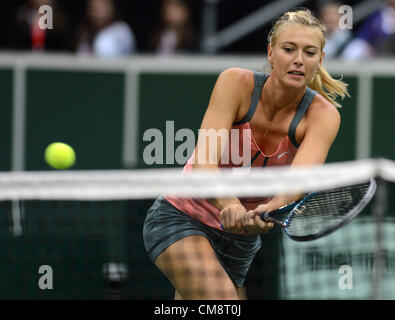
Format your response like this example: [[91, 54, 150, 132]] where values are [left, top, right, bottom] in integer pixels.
[[191, 68, 269, 233], [193, 68, 250, 210], [252, 95, 341, 213], [193, 68, 248, 170]]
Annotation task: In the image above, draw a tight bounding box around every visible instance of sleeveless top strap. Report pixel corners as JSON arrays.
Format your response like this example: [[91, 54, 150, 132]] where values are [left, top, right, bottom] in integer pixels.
[[288, 87, 317, 147], [233, 71, 268, 125]]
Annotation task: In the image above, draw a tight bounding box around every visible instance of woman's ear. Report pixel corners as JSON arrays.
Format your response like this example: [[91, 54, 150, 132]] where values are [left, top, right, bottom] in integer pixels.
[[267, 44, 273, 67], [318, 51, 325, 68]]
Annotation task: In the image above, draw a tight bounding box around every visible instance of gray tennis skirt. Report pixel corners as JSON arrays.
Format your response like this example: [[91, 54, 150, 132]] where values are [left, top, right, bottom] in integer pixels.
[[143, 196, 262, 288]]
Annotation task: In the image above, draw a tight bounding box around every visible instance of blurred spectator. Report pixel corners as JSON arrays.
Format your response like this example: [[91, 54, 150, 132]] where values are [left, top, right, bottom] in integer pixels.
[[150, 0, 197, 55], [319, 1, 352, 58], [74, 0, 136, 57], [341, 0, 395, 60], [376, 33, 395, 56], [7, 0, 71, 51]]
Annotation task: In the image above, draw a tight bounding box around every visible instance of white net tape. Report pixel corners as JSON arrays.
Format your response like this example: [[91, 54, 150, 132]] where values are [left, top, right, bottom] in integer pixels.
[[0, 158, 394, 201]]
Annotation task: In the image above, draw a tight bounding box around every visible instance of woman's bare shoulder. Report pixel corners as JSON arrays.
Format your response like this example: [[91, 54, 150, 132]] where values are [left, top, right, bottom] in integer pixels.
[[307, 93, 341, 122], [217, 67, 255, 90], [215, 68, 255, 122]]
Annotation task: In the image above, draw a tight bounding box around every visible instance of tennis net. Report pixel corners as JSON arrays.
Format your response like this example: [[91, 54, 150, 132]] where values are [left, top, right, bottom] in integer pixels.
[[0, 158, 394, 299]]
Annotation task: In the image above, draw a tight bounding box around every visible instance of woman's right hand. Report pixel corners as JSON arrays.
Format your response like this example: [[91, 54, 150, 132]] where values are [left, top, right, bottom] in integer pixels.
[[219, 201, 274, 234], [219, 202, 249, 234]]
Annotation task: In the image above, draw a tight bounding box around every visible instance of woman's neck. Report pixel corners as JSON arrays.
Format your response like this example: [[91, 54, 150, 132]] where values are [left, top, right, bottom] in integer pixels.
[[263, 74, 306, 120]]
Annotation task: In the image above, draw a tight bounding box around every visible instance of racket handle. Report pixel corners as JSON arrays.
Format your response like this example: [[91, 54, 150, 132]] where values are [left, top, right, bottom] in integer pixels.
[[221, 212, 269, 228], [259, 212, 269, 221]]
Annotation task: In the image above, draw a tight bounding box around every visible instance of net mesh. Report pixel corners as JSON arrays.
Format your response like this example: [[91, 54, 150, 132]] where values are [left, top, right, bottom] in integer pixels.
[[0, 159, 394, 299]]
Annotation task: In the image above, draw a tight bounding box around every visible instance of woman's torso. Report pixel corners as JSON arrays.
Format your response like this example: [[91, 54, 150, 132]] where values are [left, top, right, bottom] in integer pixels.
[[165, 71, 317, 230]]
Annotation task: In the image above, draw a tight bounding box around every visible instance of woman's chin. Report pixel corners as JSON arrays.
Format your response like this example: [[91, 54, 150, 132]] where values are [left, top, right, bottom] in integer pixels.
[[283, 78, 306, 89]]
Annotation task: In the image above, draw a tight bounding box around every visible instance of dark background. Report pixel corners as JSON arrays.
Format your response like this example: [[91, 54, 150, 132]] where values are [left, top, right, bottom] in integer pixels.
[[0, 0, 367, 54]]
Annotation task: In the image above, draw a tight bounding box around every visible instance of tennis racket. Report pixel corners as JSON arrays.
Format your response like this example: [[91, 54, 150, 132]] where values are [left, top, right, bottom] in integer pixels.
[[260, 178, 377, 241]]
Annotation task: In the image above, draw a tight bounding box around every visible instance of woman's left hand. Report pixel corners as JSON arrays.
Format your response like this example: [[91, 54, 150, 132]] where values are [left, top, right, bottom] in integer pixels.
[[240, 209, 274, 235]]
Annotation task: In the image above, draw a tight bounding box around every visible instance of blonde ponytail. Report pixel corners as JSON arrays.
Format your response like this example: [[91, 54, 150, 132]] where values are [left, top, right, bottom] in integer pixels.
[[268, 8, 350, 108], [309, 65, 349, 108]]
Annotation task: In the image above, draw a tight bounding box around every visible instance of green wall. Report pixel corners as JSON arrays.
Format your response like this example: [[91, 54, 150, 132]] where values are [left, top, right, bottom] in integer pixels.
[[0, 69, 12, 171], [138, 73, 217, 168], [25, 70, 124, 170], [326, 75, 357, 163], [372, 77, 395, 160]]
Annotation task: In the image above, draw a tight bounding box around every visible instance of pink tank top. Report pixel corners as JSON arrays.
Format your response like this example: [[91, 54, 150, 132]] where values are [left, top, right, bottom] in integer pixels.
[[165, 72, 317, 230]]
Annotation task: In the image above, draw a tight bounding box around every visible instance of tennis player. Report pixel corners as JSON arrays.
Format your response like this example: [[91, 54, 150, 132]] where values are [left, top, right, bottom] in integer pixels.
[[143, 8, 349, 300]]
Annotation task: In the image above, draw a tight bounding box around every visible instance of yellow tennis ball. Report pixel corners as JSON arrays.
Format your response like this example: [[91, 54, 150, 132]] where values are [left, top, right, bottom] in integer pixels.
[[45, 142, 76, 169]]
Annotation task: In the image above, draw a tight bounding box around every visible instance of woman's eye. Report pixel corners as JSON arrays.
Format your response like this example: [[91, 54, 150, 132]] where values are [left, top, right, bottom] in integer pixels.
[[284, 47, 293, 52], [306, 51, 316, 56]]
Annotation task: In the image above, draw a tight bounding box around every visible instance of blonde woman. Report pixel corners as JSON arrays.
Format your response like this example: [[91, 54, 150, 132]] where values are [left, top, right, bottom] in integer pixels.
[[143, 8, 349, 300]]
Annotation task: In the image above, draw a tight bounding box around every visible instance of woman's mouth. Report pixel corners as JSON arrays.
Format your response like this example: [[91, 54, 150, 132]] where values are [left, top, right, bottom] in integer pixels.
[[287, 71, 305, 78]]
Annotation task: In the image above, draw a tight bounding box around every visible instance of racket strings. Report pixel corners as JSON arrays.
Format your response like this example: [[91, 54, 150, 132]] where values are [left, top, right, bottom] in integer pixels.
[[285, 182, 371, 237]]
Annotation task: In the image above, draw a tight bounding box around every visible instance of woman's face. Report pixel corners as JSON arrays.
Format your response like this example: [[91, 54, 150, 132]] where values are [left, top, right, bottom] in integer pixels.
[[268, 25, 324, 89]]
